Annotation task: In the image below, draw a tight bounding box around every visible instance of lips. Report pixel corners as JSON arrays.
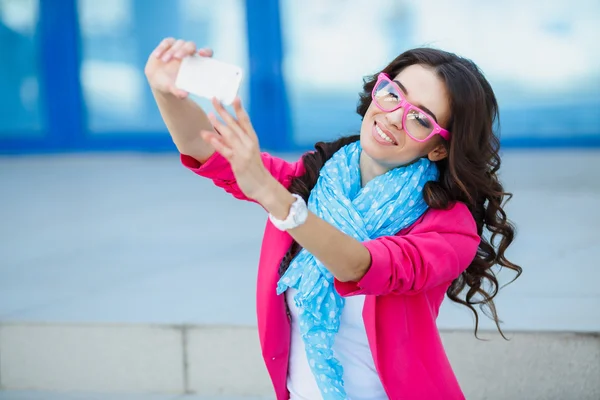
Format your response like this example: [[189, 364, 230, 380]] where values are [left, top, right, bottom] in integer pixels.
[[372, 122, 397, 145]]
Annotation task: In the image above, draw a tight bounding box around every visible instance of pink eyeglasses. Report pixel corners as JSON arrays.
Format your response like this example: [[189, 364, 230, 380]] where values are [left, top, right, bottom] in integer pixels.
[[371, 73, 451, 142]]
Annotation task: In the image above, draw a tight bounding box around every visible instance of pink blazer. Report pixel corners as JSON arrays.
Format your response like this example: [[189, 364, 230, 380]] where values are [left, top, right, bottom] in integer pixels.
[[182, 151, 480, 400]]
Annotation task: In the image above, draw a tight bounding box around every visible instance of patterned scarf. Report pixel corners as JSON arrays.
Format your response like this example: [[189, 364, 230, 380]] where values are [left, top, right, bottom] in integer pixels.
[[276, 141, 438, 399]]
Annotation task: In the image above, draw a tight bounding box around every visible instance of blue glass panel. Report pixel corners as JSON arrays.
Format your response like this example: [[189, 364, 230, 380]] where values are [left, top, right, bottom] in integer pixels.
[[281, 0, 600, 147], [77, 0, 249, 134], [0, 0, 43, 136]]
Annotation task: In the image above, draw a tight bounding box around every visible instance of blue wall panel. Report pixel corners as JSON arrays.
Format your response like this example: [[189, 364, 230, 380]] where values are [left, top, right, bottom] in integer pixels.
[[0, 0, 598, 154]]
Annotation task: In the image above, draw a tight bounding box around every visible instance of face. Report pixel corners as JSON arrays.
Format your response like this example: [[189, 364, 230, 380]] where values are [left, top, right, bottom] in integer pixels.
[[359, 64, 451, 172]]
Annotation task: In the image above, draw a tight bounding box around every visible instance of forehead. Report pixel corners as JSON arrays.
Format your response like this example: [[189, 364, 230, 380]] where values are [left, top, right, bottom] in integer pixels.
[[391, 64, 451, 126]]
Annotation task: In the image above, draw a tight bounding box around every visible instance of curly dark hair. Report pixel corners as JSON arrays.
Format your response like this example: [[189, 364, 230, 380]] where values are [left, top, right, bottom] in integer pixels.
[[278, 48, 522, 337]]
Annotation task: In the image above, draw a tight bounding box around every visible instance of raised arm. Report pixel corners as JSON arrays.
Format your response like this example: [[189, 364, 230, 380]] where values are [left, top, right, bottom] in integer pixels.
[[145, 38, 215, 163]]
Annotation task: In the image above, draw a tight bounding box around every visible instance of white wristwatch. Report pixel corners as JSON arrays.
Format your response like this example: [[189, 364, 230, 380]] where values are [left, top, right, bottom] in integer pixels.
[[268, 194, 309, 231]]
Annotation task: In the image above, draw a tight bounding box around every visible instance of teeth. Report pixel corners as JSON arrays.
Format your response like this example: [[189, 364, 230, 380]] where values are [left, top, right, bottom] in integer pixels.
[[376, 125, 394, 143]]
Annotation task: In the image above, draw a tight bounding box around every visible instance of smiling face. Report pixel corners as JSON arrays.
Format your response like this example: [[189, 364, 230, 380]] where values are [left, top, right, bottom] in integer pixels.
[[359, 64, 452, 177]]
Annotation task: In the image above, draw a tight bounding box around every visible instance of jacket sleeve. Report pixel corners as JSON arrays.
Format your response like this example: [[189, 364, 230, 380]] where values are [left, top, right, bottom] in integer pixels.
[[334, 203, 480, 297], [180, 152, 305, 202]]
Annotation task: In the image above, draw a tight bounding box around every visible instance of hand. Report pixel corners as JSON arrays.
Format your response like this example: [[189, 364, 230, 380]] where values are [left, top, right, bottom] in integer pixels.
[[144, 38, 213, 99], [200, 98, 273, 202]]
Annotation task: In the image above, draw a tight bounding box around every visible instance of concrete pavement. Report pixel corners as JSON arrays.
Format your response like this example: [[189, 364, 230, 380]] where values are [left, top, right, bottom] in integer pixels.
[[1, 149, 599, 331]]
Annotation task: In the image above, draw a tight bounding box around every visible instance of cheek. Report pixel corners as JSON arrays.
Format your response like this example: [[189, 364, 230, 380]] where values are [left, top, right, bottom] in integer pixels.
[[393, 137, 432, 163], [403, 136, 430, 151], [361, 104, 380, 129], [364, 102, 381, 120]]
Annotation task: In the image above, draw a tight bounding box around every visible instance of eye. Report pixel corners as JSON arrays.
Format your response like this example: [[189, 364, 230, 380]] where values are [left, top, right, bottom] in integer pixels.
[[385, 92, 400, 103], [408, 111, 432, 128], [376, 89, 400, 102]]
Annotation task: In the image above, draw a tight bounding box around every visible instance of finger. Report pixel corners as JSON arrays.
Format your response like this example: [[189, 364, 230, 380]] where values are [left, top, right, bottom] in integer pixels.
[[211, 97, 250, 145], [152, 37, 176, 58], [174, 41, 196, 59], [232, 97, 258, 142], [207, 111, 241, 148], [197, 48, 214, 57], [162, 39, 185, 62], [168, 84, 189, 99], [201, 130, 234, 159]]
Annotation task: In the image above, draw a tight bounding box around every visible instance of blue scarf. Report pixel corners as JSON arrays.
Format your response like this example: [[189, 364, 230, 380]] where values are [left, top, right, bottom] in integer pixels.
[[276, 141, 438, 399]]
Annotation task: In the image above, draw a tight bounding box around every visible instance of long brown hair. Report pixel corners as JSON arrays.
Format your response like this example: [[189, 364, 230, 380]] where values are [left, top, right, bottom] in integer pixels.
[[279, 48, 522, 337]]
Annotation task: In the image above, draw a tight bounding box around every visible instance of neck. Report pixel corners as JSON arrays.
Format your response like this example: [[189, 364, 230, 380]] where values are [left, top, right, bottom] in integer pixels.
[[359, 151, 393, 187], [359, 152, 428, 187]]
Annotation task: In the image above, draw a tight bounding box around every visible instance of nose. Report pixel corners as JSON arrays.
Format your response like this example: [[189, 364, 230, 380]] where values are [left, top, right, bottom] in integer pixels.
[[385, 106, 404, 131]]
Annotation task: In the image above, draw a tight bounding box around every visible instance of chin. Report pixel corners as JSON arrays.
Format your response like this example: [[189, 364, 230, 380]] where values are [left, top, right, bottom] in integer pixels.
[[359, 135, 393, 168], [360, 129, 392, 156], [360, 133, 417, 170]]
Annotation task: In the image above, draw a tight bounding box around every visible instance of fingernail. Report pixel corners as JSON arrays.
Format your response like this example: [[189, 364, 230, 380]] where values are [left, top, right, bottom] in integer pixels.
[[161, 53, 171, 62], [174, 51, 183, 59]]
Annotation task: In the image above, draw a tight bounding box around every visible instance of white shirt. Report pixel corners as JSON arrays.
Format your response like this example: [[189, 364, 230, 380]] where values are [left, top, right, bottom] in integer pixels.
[[286, 288, 388, 400]]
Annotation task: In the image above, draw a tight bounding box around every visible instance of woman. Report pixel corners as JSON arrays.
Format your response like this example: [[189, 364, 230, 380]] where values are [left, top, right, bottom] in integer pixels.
[[146, 38, 521, 400]]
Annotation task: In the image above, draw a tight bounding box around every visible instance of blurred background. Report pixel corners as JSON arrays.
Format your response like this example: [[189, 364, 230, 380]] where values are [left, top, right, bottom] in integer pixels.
[[0, 0, 599, 399], [1, 0, 599, 152]]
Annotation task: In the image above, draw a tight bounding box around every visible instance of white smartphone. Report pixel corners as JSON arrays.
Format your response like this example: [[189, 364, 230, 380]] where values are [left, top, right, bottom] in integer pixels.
[[175, 55, 243, 105]]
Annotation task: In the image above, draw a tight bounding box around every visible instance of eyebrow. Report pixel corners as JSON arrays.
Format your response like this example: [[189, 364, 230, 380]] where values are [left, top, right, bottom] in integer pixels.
[[393, 80, 439, 123]]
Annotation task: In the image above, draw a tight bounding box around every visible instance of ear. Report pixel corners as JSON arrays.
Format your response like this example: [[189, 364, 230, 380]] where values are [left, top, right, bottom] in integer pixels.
[[427, 143, 448, 162]]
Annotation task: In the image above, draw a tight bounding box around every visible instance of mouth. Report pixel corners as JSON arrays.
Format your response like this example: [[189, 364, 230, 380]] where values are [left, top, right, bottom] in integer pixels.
[[372, 122, 398, 146]]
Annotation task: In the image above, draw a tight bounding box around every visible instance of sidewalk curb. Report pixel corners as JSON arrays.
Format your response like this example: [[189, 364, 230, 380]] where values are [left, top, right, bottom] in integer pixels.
[[1, 323, 598, 399]]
